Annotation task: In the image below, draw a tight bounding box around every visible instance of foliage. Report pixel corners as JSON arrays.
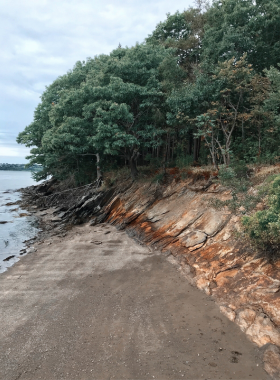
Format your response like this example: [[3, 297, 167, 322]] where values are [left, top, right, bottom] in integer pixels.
[[202, 0, 280, 72], [0, 163, 41, 172], [18, 44, 182, 182], [144, 154, 162, 170], [17, 1, 280, 187], [265, 65, 280, 119], [218, 165, 237, 185], [242, 175, 280, 257], [146, 8, 205, 73], [151, 172, 165, 184], [208, 161, 263, 213], [195, 56, 272, 165], [219, 164, 250, 208], [176, 155, 193, 169]]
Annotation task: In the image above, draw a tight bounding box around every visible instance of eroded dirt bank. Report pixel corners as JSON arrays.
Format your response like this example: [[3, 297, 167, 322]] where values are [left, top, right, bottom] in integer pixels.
[[16, 171, 280, 379], [0, 222, 268, 380]]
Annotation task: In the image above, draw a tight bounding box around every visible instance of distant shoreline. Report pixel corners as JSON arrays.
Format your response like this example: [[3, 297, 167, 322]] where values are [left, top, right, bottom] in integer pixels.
[[0, 169, 41, 172], [0, 164, 42, 172]]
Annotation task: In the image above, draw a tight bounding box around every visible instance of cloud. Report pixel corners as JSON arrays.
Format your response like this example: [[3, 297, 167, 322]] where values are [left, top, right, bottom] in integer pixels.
[[0, 142, 31, 164], [0, 0, 194, 162], [0, 146, 29, 157]]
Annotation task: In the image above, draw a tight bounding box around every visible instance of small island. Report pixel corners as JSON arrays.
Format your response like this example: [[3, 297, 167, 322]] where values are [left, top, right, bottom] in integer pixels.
[[0, 163, 42, 172]]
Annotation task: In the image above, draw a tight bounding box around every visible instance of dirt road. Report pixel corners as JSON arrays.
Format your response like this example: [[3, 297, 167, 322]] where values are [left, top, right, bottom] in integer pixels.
[[0, 222, 269, 379]]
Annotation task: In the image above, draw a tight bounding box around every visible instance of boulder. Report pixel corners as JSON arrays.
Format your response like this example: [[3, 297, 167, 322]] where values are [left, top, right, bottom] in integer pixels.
[[236, 309, 280, 347]]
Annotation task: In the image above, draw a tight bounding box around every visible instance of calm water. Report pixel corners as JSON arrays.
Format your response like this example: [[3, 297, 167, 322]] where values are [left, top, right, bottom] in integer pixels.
[[0, 171, 41, 273]]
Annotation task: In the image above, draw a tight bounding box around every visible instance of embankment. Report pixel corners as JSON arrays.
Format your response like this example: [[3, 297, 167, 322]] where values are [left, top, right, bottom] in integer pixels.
[[21, 170, 280, 379]]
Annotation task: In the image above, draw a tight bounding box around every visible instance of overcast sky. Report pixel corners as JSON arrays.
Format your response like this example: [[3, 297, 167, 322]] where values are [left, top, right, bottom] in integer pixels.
[[0, 0, 195, 164]]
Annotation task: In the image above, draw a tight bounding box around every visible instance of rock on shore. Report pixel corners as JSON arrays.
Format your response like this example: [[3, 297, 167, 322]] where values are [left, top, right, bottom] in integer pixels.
[[20, 174, 280, 379]]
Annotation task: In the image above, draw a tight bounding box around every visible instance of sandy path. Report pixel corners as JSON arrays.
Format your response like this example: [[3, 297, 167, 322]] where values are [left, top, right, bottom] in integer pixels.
[[0, 222, 268, 380]]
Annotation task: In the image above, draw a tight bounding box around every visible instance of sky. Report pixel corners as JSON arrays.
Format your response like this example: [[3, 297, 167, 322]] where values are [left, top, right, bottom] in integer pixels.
[[0, 0, 195, 164]]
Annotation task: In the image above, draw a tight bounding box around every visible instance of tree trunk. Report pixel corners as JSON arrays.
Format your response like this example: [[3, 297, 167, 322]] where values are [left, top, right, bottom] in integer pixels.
[[210, 134, 218, 170], [258, 119, 261, 157], [76, 158, 80, 185], [129, 150, 139, 180], [96, 153, 102, 181], [242, 118, 245, 145], [162, 139, 168, 174], [167, 134, 171, 163], [187, 131, 193, 156], [226, 151, 230, 166], [226, 139, 231, 166], [193, 136, 201, 163]]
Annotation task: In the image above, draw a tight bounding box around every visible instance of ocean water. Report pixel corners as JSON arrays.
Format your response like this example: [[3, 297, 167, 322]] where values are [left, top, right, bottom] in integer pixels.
[[0, 171, 41, 273]]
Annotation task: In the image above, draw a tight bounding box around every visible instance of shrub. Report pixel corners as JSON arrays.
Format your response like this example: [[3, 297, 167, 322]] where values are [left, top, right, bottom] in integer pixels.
[[242, 175, 280, 258], [231, 160, 250, 179], [218, 164, 250, 196], [151, 172, 165, 183], [218, 165, 236, 184], [176, 155, 193, 169], [209, 163, 260, 213]]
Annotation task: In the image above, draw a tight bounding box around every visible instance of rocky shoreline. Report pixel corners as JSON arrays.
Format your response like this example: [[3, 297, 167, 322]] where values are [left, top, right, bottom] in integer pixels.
[[19, 174, 280, 379], [12, 180, 112, 273], [1, 207, 268, 380]]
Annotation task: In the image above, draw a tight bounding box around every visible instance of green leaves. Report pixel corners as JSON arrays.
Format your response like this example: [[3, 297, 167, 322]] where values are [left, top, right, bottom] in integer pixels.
[[17, 1, 280, 181], [242, 175, 280, 257], [18, 43, 179, 182], [202, 0, 280, 72], [146, 11, 191, 43], [146, 8, 205, 71]]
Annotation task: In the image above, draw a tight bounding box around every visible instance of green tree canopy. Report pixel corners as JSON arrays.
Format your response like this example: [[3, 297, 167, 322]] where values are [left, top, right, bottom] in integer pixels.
[[17, 0, 280, 184], [146, 8, 205, 74], [202, 0, 280, 72], [18, 44, 181, 181]]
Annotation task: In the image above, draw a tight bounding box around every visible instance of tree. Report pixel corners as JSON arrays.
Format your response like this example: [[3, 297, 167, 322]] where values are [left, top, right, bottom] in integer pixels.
[[146, 8, 205, 74], [264, 65, 280, 124], [195, 56, 271, 165], [166, 63, 218, 163], [202, 0, 280, 72], [17, 0, 280, 183], [86, 44, 179, 179], [18, 44, 181, 181], [17, 56, 110, 182]]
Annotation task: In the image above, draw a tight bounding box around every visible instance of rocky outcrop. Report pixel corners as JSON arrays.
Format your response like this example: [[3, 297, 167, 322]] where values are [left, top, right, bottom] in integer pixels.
[[263, 345, 280, 380], [21, 175, 280, 378]]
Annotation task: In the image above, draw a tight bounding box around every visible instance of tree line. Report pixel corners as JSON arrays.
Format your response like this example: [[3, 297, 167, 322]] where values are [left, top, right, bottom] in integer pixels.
[[17, 0, 280, 183]]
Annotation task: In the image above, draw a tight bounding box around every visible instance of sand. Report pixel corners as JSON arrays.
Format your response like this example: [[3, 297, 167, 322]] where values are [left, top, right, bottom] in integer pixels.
[[0, 222, 269, 379]]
